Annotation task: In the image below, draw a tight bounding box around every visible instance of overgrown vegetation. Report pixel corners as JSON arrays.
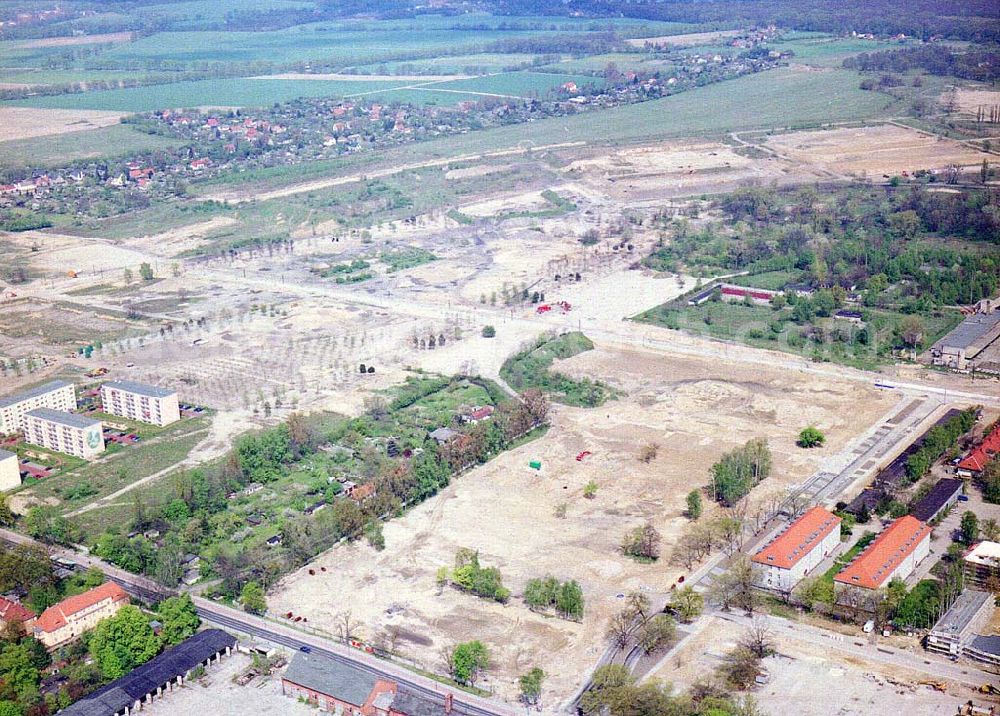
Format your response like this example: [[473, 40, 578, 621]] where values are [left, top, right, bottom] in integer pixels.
[[710, 438, 772, 506], [500, 332, 614, 407]]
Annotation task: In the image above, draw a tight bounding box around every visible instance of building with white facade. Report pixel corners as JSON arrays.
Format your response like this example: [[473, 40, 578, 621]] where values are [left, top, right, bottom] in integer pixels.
[[834, 515, 931, 591], [0, 448, 19, 492], [926, 589, 995, 658], [752, 506, 842, 592], [23, 408, 104, 459], [0, 380, 76, 434], [963, 541, 1000, 590], [100, 380, 180, 427]]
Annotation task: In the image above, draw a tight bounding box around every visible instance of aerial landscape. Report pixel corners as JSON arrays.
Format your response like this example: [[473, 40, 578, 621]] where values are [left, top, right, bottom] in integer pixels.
[[0, 0, 997, 715]]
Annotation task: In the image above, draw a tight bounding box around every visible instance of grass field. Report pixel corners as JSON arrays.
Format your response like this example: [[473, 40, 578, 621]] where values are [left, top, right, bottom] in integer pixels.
[[634, 299, 962, 370], [351, 52, 550, 75], [4, 71, 601, 111], [197, 66, 896, 195], [770, 35, 916, 68], [0, 123, 183, 168]]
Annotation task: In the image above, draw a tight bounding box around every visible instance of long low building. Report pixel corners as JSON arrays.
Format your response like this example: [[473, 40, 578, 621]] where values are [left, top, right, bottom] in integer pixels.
[[282, 651, 450, 715], [834, 516, 931, 591], [910, 478, 963, 523], [60, 629, 236, 716], [0, 379, 76, 434], [23, 408, 104, 459], [752, 506, 842, 592], [100, 380, 180, 427], [0, 448, 19, 492], [931, 309, 1000, 371]]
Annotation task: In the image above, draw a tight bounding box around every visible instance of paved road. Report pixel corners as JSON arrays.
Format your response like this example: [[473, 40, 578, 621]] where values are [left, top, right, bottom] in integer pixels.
[[0, 528, 516, 716]]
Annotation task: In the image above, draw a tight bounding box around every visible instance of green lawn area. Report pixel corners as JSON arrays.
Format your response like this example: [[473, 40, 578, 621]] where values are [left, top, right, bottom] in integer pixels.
[[4, 77, 414, 111], [822, 531, 877, 584], [0, 124, 184, 169], [15, 415, 210, 510], [729, 270, 805, 291], [197, 66, 897, 196], [634, 298, 962, 370], [769, 35, 917, 68]]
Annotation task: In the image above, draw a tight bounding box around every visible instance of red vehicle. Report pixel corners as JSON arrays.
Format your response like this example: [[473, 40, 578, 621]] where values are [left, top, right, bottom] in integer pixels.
[[575, 451, 592, 462], [536, 304, 552, 314]]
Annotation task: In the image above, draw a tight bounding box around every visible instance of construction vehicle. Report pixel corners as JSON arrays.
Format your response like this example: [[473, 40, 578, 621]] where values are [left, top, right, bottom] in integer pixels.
[[67, 270, 78, 278], [980, 683, 1000, 696]]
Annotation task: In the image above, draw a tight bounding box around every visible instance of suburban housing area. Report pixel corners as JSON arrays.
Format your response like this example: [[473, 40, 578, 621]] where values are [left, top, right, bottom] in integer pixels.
[[0, 0, 998, 715]]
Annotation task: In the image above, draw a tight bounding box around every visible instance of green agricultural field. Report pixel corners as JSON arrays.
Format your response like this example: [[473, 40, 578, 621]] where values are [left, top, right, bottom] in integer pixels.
[[634, 299, 962, 370], [131, 0, 317, 25], [351, 52, 551, 75], [199, 66, 896, 197], [0, 124, 184, 169], [428, 70, 604, 98], [769, 35, 916, 68], [0, 69, 156, 85], [538, 52, 674, 74], [4, 77, 413, 111]]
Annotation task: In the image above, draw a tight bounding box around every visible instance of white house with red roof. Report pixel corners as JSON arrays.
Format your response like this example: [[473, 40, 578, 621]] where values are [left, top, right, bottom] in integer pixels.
[[32, 582, 129, 649], [834, 516, 931, 592], [752, 506, 841, 591]]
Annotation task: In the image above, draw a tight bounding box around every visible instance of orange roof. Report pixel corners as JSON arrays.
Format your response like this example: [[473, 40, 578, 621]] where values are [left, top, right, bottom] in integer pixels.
[[752, 507, 841, 569], [834, 516, 931, 590], [957, 426, 1000, 474], [0, 596, 36, 623], [34, 582, 128, 634]]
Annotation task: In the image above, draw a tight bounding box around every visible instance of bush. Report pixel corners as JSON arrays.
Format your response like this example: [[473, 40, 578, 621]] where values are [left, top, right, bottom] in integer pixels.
[[797, 426, 826, 448], [482, 325, 496, 338], [622, 523, 661, 561]]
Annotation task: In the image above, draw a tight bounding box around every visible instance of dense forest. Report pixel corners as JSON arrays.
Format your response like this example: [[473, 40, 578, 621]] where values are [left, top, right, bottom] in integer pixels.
[[844, 45, 1000, 82], [496, 0, 1000, 43]]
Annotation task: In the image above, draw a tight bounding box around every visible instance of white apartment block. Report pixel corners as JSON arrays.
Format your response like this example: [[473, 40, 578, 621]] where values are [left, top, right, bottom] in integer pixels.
[[0, 380, 76, 434], [100, 380, 180, 427], [23, 408, 104, 459], [752, 506, 842, 592], [0, 449, 19, 492]]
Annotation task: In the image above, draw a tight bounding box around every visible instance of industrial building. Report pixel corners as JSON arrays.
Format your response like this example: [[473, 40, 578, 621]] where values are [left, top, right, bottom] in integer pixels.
[[59, 629, 236, 716], [0, 448, 19, 491], [752, 507, 842, 592], [834, 516, 931, 591], [930, 310, 1000, 371], [0, 379, 76, 434], [282, 651, 450, 715], [23, 408, 104, 459], [963, 541, 1000, 590], [100, 380, 180, 426], [926, 589, 995, 657]]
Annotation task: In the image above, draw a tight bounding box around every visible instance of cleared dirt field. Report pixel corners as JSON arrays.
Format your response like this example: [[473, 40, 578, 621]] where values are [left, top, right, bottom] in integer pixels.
[[561, 140, 799, 202], [953, 88, 1000, 117], [19, 32, 133, 48], [765, 124, 987, 177], [627, 30, 742, 48], [0, 107, 122, 142], [653, 616, 978, 715], [269, 342, 894, 704]]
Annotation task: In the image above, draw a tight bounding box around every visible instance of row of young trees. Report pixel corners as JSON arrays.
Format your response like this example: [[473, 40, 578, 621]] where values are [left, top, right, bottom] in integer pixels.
[[710, 439, 772, 506]]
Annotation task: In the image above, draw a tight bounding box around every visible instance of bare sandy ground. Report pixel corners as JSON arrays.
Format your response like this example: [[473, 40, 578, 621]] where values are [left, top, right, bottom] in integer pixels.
[[0, 107, 122, 142], [269, 343, 894, 703], [19, 32, 132, 48], [765, 124, 988, 176], [653, 617, 972, 715], [953, 88, 1000, 116], [252, 72, 472, 82], [627, 30, 741, 48]]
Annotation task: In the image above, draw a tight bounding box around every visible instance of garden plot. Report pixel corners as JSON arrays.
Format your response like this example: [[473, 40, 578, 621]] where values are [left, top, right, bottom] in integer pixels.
[[269, 341, 893, 704], [764, 124, 988, 177]]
